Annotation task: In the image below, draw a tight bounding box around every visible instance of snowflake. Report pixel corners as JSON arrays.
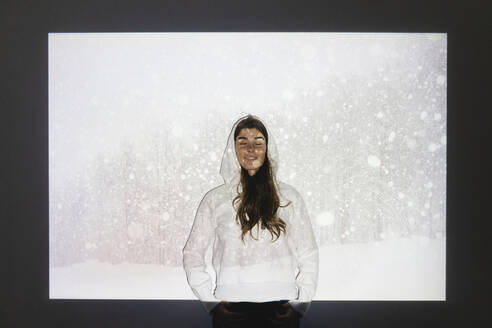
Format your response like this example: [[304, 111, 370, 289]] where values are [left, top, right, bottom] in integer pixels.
[[388, 131, 396, 142], [428, 143, 439, 152], [367, 155, 381, 167]]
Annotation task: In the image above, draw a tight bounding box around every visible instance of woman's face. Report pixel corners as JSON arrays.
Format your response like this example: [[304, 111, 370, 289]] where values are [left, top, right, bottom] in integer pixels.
[[235, 128, 266, 176]]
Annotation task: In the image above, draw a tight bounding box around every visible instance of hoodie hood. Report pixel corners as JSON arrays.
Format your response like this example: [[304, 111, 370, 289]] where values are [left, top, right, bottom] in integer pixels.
[[219, 114, 280, 188]]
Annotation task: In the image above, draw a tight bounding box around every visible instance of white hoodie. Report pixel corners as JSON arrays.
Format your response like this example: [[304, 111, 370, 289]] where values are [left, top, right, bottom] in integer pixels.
[[182, 115, 319, 314]]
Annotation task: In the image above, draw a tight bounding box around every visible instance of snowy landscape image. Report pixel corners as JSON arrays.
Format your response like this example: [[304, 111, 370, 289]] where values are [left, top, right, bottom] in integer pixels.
[[49, 33, 446, 300]]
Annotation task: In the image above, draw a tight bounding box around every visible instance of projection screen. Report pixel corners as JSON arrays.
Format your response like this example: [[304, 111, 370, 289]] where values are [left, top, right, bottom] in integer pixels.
[[49, 32, 446, 300]]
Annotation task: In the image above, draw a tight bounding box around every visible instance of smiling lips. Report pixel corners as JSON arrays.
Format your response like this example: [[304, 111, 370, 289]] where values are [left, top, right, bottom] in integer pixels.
[[245, 156, 257, 160]]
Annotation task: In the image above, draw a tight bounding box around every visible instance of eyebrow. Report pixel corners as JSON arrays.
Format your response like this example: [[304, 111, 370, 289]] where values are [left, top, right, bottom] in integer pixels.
[[237, 136, 265, 141]]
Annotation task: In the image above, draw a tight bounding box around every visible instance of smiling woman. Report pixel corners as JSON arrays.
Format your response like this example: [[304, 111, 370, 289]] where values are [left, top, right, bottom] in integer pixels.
[[183, 114, 319, 328], [232, 116, 287, 244], [234, 127, 266, 176]]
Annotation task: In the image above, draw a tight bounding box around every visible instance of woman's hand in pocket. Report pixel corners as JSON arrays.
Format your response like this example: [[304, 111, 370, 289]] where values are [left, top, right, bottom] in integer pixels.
[[212, 301, 244, 325], [278, 302, 301, 318]]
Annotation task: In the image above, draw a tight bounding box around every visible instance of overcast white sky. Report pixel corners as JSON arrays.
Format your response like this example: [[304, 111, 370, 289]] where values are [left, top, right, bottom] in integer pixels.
[[49, 32, 445, 187]]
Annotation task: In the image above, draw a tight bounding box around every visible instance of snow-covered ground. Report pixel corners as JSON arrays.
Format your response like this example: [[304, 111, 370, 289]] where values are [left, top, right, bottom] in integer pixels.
[[50, 236, 445, 300], [316, 236, 445, 300]]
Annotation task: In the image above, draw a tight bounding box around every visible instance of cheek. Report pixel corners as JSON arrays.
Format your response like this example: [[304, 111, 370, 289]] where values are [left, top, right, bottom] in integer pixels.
[[252, 159, 263, 167], [254, 152, 266, 166], [235, 149, 247, 164]]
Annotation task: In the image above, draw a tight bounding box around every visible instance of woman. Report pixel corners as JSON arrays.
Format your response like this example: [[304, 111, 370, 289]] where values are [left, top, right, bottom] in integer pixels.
[[183, 115, 318, 328]]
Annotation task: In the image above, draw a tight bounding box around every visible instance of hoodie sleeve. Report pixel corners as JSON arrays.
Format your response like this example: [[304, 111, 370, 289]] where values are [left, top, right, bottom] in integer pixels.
[[182, 192, 220, 313], [287, 189, 319, 316]]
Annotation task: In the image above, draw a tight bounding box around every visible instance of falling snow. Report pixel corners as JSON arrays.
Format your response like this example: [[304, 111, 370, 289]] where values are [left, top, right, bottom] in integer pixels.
[[367, 155, 381, 167], [388, 131, 396, 142], [428, 143, 439, 152], [49, 33, 446, 300], [316, 211, 335, 226], [436, 75, 446, 85]]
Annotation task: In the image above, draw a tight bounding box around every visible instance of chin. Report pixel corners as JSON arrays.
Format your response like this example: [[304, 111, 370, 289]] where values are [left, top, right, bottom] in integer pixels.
[[242, 165, 257, 171]]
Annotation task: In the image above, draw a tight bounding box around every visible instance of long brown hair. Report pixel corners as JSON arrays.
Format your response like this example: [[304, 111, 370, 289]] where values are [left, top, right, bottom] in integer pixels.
[[232, 115, 290, 241]]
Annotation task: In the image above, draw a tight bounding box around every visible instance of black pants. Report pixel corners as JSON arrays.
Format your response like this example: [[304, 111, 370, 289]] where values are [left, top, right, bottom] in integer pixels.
[[212, 301, 300, 328]]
